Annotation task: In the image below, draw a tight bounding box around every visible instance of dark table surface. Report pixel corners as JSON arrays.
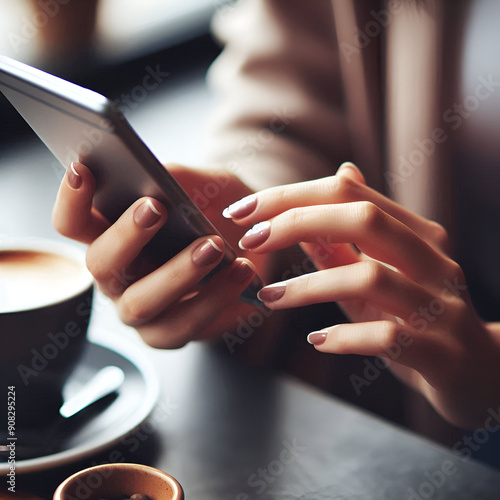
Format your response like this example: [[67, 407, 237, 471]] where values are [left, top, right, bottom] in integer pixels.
[[8, 328, 500, 500], [2, 76, 500, 499]]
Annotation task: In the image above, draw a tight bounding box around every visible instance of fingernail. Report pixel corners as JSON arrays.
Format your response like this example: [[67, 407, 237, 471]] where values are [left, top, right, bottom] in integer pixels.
[[192, 238, 223, 266], [257, 282, 286, 302], [307, 330, 329, 345], [239, 221, 271, 250], [67, 162, 82, 190], [229, 261, 255, 284], [134, 199, 162, 228], [223, 194, 257, 219], [307, 330, 328, 345]]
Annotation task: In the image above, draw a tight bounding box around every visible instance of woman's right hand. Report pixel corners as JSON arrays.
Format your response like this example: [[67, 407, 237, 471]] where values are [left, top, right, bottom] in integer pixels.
[[52, 161, 261, 348]]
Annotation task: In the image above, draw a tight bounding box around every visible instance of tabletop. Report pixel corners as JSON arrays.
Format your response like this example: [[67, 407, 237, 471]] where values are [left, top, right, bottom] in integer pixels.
[[2, 69, 500, 500], [8, 322, 500, 500]]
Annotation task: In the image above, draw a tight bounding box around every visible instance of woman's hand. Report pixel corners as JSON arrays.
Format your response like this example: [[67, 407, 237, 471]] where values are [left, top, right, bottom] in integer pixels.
[[52, 161, 264, 348], [223, 162, 500, 429]]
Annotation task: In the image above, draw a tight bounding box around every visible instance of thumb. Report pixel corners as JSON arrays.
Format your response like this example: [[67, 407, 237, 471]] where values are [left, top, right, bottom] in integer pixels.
[[337, 162, 366, 185]]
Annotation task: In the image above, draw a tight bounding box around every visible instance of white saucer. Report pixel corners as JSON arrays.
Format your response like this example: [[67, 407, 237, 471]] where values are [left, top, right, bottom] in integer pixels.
[[0, 326, 160, 474]]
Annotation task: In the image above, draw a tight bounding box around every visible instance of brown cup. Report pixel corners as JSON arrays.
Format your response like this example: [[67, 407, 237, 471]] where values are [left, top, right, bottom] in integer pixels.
[[0, 238, 94, 429], [53, 463, 184, 500]]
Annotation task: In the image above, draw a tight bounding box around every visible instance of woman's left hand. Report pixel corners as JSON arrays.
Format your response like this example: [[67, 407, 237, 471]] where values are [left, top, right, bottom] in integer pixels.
[[223, 162, 500, 429]]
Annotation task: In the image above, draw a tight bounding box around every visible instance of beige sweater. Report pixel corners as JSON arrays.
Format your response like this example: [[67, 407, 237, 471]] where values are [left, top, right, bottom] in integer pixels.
[[205, 0, 500, 317], [204, 0, 500, 445]]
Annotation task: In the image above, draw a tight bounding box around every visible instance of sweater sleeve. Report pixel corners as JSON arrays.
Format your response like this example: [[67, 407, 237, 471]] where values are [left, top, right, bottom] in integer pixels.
[[204, 0, 351, 191]]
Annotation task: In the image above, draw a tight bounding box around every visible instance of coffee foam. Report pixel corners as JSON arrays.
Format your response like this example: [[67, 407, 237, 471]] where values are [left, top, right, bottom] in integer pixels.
[[0, 250, 91, 313]]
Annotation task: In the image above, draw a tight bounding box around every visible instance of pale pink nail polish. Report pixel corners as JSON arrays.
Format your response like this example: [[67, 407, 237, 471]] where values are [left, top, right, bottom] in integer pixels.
[[307, 330, 329, 345], [223, 194, 257, 219], [67, 162, 82, 190], [257, 282, 286, 302], [134, 199, 162, 228], [239, 221, 271, 250], [192, 238, 223, 266]]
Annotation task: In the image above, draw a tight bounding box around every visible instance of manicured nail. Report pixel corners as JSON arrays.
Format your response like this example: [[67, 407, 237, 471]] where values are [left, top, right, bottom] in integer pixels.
[[307, 330, 329, 345], [192, 238, 223, 266], [229, 261, 255, 284], [67, 162, 82, 190], [223, 194, 257, 219], [257, 282, 286, 302], [239, 221, 271, 250], [134, 199, 162, 228]]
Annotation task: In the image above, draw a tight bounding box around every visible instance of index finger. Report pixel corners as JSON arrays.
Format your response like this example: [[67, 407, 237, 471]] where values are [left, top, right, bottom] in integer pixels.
[[223, 163, 449, 254]]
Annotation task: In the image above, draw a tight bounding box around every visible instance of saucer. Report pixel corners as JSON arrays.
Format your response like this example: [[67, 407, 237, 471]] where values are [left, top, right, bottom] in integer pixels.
[[0, 326, 160, 474]]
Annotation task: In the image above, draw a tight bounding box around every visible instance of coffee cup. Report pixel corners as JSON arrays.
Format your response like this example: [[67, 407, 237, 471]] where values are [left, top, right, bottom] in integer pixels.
[[53, 463, 184, 500], [0, 238, 94, 430]]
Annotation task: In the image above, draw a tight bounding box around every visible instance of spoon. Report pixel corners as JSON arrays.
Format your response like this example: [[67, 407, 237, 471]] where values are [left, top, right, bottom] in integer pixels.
[[60, 365, 125, 419], [0, 365, 125, 459]]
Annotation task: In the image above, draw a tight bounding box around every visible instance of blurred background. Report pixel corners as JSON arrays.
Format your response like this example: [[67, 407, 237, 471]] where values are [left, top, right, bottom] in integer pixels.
[[0, 0, 230, 239]]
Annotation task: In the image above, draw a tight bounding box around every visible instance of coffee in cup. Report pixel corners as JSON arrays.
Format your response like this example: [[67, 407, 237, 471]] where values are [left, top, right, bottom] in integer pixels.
[[0, 238, 94, 429]]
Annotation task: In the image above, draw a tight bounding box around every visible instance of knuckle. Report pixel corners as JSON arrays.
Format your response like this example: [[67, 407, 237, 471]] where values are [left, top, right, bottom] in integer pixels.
[[283, 207, 305, 232], [329, 174, 358, 199], [452, 260, 466, 282], [445, 296, 470, 330], [118, 291, 149, 326], [357, 201, 384, 232], [273, 186, 294, 212], [427, 220, 450, 251], [358, 260, 387, 290], [444, 258, 466, 285], [378, 321, 401, 350]]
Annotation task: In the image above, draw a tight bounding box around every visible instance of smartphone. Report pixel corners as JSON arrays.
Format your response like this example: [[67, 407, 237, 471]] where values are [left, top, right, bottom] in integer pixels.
[[0, 55, 262, 305]]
